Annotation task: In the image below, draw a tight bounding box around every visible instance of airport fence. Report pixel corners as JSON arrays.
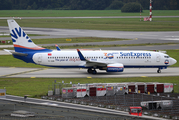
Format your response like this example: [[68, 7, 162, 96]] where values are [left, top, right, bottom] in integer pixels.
[[47, 93, 179, 119]]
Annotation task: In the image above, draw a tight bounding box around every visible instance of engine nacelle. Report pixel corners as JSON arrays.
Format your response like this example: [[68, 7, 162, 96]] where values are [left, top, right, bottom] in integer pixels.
[[106, 63, 124, 72]]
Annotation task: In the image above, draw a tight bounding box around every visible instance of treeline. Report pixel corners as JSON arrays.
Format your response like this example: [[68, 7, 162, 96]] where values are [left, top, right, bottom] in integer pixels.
[[0, 0, 178, 10]]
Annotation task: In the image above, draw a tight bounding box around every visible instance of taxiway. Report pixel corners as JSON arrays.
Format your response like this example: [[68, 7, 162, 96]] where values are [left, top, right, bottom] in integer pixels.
[[0, 67, 178, 78]]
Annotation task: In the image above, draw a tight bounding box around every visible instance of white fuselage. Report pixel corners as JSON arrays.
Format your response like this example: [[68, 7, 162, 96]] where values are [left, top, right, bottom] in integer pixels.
[[32, 50, 176, 69]]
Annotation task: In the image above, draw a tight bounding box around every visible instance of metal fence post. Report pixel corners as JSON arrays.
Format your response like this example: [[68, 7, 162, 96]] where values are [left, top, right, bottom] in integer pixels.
[[115, 94, 116, 105], [124, 94, 125, 105], [133, 94, 134, 106]]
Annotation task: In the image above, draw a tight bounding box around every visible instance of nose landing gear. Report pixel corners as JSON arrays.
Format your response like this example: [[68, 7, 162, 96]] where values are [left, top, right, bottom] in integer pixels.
[[157, 68, 161, 73]]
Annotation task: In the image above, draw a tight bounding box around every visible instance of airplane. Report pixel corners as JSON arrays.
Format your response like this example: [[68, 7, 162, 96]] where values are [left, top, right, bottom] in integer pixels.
[[5, 19, 177, 74]]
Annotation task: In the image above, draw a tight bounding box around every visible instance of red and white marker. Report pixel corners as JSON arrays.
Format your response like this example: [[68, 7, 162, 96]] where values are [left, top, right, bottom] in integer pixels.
[[140, 5, 141, 21], [149, 0, 152, 21]]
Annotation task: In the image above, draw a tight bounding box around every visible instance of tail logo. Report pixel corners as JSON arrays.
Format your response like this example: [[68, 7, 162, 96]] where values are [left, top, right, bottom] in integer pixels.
[[11, 27, 32, 43]]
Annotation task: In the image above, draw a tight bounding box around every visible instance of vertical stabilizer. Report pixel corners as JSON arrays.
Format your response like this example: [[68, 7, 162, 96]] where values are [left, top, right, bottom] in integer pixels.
[[7, 19, 50, 52]]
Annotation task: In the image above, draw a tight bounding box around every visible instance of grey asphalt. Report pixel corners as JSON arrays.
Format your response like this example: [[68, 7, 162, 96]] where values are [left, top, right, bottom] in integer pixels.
[[0, 98, 124, 120], [0, 25, 178, 77], [0, 67, 178, 78], [0, 16, 179, 19], [1, 26, 179, 40], [0, 26, 179, 51]]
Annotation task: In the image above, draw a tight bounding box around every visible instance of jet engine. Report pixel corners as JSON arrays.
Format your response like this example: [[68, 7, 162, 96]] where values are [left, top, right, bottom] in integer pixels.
[[106, 63, 124, 72]]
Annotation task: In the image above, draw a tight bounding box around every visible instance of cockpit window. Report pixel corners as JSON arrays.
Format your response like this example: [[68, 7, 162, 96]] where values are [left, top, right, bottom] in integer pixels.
[[164, 56, 169, 58]]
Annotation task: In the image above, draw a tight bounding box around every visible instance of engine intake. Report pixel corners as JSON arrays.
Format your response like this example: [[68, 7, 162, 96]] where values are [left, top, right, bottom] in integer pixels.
[[106, 63, 124, 72]]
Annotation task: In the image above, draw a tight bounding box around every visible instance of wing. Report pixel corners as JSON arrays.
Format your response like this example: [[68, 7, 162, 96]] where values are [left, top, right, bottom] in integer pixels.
[[77, 49, 107, 67]]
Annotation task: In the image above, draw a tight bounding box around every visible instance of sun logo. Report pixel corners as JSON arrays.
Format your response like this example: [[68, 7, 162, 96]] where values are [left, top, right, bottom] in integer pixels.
[[11, 27, 32, 43]]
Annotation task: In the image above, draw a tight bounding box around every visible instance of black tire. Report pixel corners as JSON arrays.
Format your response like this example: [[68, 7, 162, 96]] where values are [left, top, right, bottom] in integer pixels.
[[92, 70, 97, 74], [157, 69, 161, 73], [87, 68, 92, 74]]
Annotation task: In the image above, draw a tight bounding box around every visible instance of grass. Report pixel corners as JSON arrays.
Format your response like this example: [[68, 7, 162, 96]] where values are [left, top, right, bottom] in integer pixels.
[[33, 37, 128, 44], [0, 49, 178, 68], [0, 10, 179, 17], [0, 37, 128, 45], [43, 42, 179, 49], [0, 76, 179, 98], [166, 50, 179, 67], [1, 42, 178, 50], [0, 55, 46, 68], [0, 34, 46, 38], [0, 17, 179, 31]]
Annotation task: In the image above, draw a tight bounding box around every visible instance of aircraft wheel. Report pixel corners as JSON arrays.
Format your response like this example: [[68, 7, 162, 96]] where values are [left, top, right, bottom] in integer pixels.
[[87, 68, 93, 74], [157, 69, 161, 73], [92, 70, 97, 74]]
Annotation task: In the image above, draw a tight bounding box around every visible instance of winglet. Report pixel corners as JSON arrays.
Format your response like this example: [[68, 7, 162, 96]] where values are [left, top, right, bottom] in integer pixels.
[[77, 49, 86, 61], [55, 44, 61, 51]]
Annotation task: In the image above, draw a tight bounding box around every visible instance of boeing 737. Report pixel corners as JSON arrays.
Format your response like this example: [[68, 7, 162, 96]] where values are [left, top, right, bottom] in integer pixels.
[[5, 19, 177, 74]]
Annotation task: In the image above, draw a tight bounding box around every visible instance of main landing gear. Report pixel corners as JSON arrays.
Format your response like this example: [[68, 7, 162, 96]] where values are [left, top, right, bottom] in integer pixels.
[[157, 68, 161, 73], [87, 68, 97, 74]]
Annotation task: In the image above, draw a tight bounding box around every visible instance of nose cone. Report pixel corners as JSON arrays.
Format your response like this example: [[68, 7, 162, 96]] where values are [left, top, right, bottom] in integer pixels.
[[171, 58, 177, 65]]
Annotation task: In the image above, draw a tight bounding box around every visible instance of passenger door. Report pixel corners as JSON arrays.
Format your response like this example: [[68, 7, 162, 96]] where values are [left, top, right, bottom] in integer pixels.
[[156, 54, 160, 62]]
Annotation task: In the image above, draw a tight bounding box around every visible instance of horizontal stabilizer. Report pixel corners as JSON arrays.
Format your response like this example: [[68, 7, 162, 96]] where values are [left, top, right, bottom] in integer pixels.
[[4, 49, 28, 56]]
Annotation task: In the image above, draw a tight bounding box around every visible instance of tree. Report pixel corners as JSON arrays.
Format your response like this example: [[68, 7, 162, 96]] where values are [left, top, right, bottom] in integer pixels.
[[0, 0, 178, 10], [0, 0, 12, 10], [31, 2, 38, 10], [27, 5, 31, 10], [121, 2, 143, 12], [108, 0, 124, 10], [170, 0, 178, 10]]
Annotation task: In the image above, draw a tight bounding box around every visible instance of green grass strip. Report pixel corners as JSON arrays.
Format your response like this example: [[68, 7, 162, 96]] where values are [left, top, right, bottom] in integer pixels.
[[43, 42, 179, 49], [1, 17, 179, 31], [0, 10, 179, 17], [34, 37, 128, 44], [0, 77, 179, 98], [0, 37, 129, 45]]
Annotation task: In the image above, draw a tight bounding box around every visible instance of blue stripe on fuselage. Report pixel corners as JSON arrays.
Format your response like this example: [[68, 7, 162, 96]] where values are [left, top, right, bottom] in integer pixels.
[[13, 49, 52, 63]]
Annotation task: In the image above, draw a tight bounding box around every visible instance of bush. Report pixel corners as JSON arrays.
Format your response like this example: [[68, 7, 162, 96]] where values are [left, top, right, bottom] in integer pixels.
[[107, 0, 124, 10], [121, 2, 143, 12]]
